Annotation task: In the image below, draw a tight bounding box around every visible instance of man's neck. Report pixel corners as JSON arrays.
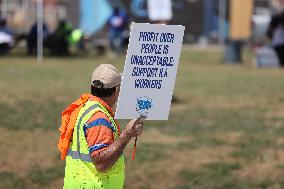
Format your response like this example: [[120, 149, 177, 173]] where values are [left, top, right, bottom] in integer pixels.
[[101, 97, 114, 109]]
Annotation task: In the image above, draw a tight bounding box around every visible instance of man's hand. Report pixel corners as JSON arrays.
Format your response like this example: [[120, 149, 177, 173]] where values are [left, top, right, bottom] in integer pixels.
[[124, 116, 146, 138]]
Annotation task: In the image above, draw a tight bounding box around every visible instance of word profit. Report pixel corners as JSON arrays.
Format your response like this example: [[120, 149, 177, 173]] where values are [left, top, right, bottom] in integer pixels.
[[139, 32, 175, 43]]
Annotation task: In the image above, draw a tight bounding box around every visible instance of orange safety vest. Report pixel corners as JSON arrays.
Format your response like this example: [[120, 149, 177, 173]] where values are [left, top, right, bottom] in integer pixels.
[[58, 94, 90, 160]]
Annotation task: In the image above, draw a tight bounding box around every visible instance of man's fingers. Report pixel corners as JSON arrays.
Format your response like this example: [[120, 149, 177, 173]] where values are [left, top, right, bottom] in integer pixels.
[[133, 116, 146, 125], [137, 116, 146, 124], [139, 116, 147, 122], [135, 124, 143, 136], [128, 116, 145, 137], [134, 122, 143, 130], [137, 122, 144, 128]]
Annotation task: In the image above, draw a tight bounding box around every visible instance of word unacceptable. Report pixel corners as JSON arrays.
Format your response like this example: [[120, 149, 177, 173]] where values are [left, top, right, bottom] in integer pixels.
[[139, 32, 175, 43], [131, 55, 174, 67]]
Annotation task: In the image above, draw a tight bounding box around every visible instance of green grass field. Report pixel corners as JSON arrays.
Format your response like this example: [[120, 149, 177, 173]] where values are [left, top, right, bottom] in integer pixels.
[[0, 47, 284, 189]]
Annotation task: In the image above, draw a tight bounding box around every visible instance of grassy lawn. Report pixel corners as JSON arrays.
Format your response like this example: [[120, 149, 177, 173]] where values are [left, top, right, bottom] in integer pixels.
[[0, 47, 284, 189]]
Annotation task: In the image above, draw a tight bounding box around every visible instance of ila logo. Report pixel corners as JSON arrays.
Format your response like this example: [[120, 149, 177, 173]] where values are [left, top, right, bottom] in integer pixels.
[[136, 96, 153, 117]]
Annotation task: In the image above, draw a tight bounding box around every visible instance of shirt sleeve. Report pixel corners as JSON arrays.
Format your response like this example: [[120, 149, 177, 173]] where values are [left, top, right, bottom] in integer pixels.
[[84, 111, 114, 157]]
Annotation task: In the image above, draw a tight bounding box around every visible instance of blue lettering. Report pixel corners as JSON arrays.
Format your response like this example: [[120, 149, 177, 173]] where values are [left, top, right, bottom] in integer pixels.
[[139, 32, 159, 42], [140, 44, 162, 54], [132, 67, 159, 77], [160, 33, 175, 43], [130, 55, 174, 67], [134, 79, 162, 89]]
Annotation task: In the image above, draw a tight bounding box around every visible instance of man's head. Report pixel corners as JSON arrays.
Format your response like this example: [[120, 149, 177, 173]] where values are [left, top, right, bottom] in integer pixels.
[[91, 64, 121, 107], [113, 7, 120, 16]]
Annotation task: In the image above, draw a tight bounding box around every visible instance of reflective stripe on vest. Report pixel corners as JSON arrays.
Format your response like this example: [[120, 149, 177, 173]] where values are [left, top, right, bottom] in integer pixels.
[[67, 148, 92, 162], [76, 103, 100, 159], [67, 101, 119, 162]]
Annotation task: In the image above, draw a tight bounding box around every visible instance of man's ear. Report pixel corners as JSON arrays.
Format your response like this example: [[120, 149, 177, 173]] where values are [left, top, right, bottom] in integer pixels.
[[111, 87, 118, 98], [115, 87, 119, 98], [115, 85, 120, 95]]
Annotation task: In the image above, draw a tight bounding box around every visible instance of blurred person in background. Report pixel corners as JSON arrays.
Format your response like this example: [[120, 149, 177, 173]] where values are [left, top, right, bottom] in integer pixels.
[[0, 18, 14, 55], [46, 20, 73, 56], [267, 7, 284, 67], [108, 7, 129, 55], [27, 22, 49, 55]]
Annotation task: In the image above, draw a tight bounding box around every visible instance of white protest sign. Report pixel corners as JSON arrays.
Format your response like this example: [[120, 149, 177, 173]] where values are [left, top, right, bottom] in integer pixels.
[[115, 23, 185, 120], [147, 0, 173, 21]]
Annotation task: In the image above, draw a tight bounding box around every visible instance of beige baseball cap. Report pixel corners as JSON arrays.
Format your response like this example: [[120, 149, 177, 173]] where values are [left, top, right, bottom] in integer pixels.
[[91, 64, 121, 88]]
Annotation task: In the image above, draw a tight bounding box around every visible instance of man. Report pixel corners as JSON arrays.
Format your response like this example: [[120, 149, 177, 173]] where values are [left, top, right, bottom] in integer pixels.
[[27, 22, 49, 55], [0, 18, 14, 55], [108, 7, 129, 54], [61, 64, 145, 189], [46, 20, 73, 56], [267, 11, 284, 67]]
